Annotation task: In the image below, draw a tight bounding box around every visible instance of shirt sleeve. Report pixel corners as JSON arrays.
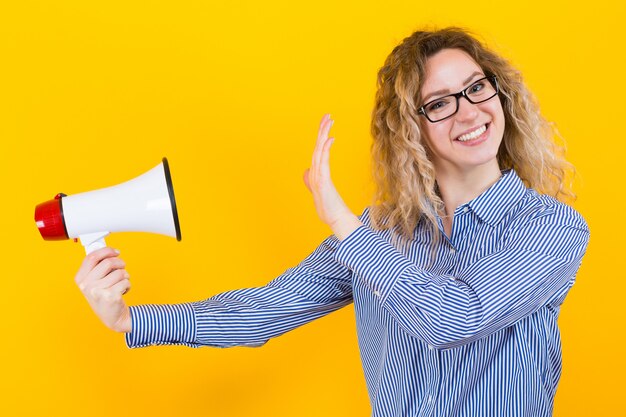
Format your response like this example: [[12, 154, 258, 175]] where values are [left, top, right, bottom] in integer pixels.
[[125, 226, 357, 349], [334, 204, 590, 349]]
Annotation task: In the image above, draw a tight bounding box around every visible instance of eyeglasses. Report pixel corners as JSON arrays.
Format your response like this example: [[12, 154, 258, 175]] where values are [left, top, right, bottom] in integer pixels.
[[417, 75, 499, 123]]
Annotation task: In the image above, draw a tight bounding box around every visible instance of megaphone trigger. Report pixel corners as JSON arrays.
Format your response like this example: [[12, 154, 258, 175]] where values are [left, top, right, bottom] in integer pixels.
[[79, 231, 111, 255]]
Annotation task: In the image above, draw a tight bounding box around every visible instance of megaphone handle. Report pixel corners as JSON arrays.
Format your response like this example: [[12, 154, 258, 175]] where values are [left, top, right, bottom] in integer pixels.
[[79, 232, 111, 255]]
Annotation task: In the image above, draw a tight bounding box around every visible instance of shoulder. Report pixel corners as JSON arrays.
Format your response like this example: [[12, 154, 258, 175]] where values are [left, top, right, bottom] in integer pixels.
[[499, 190, 590, 260], [519, 189, 589, 233]]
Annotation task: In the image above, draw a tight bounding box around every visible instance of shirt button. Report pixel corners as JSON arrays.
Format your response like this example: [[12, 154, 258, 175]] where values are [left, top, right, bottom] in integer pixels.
[[428, 345, 435, 351], [373, 290, 381, 297], [463, 207, 469, 213], [450, 247, 456, 254]]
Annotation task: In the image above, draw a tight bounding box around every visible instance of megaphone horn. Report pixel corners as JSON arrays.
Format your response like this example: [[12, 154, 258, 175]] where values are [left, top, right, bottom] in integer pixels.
[[35, 157, 182, 254]]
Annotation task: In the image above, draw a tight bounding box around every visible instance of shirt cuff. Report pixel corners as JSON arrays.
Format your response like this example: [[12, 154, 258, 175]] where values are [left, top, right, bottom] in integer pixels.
[[334, 225, 416, 303], [125, 303, 198, 348]]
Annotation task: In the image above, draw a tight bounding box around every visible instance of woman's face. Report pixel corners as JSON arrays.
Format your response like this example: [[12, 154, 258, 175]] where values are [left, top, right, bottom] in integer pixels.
[[419, 48, 505, 176]]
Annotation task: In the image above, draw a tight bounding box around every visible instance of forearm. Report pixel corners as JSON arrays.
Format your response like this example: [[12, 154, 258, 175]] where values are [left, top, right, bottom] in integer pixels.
[[334, 223, 588, 349], [125, 287, 351, 349], [125, 224, 359, 349]]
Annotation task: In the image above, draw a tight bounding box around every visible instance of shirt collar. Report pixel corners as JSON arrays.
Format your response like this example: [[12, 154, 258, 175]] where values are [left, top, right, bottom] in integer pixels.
[[464, 169, 527, 226]]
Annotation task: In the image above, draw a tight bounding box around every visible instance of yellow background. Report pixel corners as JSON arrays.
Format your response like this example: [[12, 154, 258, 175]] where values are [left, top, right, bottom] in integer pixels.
[[1, 1, 623, 416]]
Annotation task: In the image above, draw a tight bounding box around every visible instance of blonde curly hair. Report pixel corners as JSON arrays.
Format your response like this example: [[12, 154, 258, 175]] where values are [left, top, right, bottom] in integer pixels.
[[369, 26, 574, 246]]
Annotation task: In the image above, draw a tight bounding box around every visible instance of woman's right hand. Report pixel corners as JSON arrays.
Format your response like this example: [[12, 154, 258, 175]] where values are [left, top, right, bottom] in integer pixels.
[[74, 247, 132, 333]]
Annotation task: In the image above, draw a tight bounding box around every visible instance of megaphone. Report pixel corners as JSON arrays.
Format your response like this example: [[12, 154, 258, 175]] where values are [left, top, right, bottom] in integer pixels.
[[35, 157, 182, 254]]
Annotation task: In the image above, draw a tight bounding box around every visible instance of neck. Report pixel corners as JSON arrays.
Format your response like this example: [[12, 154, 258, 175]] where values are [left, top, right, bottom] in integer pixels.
[[436, 162, 502, 216]]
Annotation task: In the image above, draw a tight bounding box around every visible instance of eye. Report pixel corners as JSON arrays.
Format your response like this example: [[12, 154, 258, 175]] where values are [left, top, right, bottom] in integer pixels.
[[427, 100, 448, 112], [468, 81, 485, 94]]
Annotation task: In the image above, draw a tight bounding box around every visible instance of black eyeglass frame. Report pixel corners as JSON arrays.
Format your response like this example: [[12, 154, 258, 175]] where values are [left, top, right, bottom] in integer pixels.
[[417, 75, 500, 123]]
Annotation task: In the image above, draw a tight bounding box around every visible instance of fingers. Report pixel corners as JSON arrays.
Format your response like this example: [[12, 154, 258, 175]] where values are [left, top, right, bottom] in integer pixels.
[[112, 279, 131, 297], [87, 270, 131, 299], [98, 276, 132, 300], [89, 257, 126, 282], [75, 247, 126, 293], [317, 113, 330, 131], [88, 278, 131, 305], [313, 114, 334, 176], [320, 136, 334, 181], [317, 116, 333, 170], [92, 269, 130, 293], [304, 114, 355, 231], [73, 247, 132, 333], [75, 247, 121, 283]]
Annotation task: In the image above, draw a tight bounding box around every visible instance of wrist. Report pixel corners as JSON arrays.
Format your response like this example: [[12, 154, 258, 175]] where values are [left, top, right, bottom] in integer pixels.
[[332, 213, 363, 241], [111, 306, 132, 333]]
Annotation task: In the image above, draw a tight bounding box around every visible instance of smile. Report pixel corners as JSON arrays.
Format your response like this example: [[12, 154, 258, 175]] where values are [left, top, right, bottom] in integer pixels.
[[456, 124, 489, 142]]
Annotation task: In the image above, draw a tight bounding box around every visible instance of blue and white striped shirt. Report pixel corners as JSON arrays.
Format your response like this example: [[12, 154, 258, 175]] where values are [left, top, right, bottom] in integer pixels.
[[126, 169, 590, 417]]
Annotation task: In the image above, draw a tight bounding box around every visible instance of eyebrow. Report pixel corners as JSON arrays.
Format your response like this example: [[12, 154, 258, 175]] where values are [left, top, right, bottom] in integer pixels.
[[421, 71, 485, 104]]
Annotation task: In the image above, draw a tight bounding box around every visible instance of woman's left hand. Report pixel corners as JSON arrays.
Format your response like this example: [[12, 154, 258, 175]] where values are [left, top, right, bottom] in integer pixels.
[[303, 114, 363, 241]]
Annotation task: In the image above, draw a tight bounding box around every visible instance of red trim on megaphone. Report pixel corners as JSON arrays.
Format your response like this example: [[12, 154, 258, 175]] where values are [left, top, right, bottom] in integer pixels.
[[34, 196, 69, 240]]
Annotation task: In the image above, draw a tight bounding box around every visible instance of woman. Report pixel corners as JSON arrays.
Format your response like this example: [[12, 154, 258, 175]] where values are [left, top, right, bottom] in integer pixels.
[[74, 27, 590, 416]]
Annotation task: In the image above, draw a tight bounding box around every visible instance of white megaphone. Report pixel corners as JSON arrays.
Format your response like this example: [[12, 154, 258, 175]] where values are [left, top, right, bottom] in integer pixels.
[[34, 157, 182, 254]]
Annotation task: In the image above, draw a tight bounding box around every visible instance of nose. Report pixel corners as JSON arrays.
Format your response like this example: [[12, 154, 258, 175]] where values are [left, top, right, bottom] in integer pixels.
[[455, 96, 479, 122]]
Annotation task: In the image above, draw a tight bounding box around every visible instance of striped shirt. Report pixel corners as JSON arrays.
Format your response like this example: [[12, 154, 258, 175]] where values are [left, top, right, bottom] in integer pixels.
[[126, 169, 590, 417]]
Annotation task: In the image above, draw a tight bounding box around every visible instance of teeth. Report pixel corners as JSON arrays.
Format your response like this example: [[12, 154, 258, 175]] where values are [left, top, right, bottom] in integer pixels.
[[457, 124, 487, 142]]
